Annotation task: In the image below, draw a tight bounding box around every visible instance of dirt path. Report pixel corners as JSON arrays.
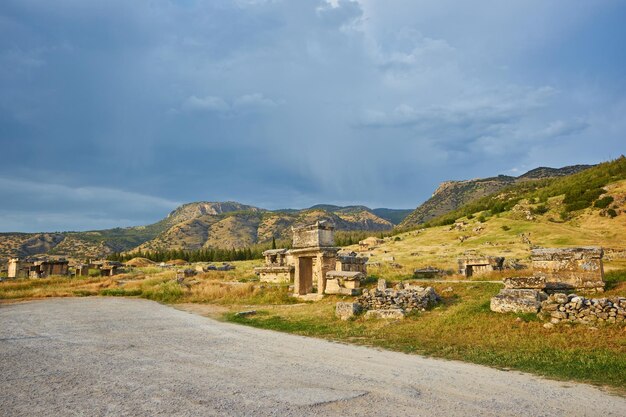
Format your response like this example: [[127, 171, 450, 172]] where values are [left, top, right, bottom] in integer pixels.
[[1, 298, 623, 416]]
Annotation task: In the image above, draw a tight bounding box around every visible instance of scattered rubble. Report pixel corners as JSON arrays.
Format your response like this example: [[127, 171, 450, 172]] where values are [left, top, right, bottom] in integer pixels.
[[357, 283, 441, 314]]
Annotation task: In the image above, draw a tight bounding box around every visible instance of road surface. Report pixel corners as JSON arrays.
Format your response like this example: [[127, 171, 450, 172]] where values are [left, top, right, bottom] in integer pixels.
[[1, 298, 623, 416]]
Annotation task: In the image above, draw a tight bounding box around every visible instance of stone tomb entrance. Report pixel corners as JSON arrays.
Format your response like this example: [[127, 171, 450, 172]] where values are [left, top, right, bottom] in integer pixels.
[[290, 221, 339, 296], [291, 248, 338, 295]]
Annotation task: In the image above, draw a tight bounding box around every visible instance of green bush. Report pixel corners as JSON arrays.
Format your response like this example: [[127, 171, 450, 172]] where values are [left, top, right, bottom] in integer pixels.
[[501, 225, 511, 231], [607, 209, 618, 218], [594, 196, 614, 209], [100, 288, 142, 297], [477, 215, 486, 223], [530, 205, 549, 215]]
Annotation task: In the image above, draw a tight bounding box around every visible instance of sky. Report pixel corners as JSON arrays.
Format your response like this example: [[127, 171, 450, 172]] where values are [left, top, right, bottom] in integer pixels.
[[1, 0, 625, 232]]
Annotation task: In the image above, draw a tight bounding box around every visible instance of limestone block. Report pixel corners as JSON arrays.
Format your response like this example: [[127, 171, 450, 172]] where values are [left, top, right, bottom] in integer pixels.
[[490, 294, 541, 313], [335, 302, 362, 320], [377, 279, 387, 291], [503, 276, 546, 289], [364, 309, 405, 320]]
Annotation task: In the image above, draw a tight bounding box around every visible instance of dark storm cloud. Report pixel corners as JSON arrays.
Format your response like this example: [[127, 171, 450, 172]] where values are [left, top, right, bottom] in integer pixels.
[[1, 0, 625, 231]]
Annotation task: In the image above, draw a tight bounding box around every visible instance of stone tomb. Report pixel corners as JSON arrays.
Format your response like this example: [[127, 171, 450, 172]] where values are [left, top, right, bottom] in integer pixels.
[[490, 276, 548, 314], [531, 247, 605, 292], [324, 271, 365, 295], [457, 256, 504, 277], [290, 221, 339, 296], [254, 249, 294, 284]]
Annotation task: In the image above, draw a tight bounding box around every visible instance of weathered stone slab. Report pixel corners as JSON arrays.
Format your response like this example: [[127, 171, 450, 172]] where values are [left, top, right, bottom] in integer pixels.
[[490, 288, 546, 313], [335, 302, 362, 320], [490, 294, 542, 313], [364, 309, 405, 320], [503, 276, 546, 289], [531, 247, 605, 291]]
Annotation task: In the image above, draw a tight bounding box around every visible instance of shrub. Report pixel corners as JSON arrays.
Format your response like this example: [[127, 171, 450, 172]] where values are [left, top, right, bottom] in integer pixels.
[[607, 209, 618, 218], [594, 196, 614, 209], [530, 205, 549, 215], [501, 225, 511, 231], [477, 215, 486, 223], [466, 213, 474, 219]]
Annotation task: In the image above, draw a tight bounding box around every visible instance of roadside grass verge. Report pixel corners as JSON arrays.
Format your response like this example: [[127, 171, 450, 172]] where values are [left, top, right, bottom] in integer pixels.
[[226, 281, 626, 390]]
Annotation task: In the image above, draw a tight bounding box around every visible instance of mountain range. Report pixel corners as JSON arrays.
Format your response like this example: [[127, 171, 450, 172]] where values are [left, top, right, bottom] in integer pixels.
[[0, 163, 600, 261]]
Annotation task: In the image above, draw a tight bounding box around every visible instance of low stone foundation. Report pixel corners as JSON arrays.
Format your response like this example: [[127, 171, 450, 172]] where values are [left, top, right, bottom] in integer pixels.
[[539, 294, 626, 325], [357, 284, 441, 314]]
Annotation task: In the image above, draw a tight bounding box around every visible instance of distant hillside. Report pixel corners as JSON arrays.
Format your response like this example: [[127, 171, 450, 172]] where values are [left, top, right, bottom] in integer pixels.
[[0, 202, 396, 260], [372, 208, 413, 225], [416, 157, 625, 229], [399, 164, 594, 229]]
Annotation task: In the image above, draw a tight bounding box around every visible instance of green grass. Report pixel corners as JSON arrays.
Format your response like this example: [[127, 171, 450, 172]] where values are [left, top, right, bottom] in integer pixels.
[[100, 288, 143, 297]]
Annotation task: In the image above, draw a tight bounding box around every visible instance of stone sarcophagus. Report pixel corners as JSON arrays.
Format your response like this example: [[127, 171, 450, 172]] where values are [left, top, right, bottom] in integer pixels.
[[458, 256, 504, 277], [531, 247, 605, 292], [254, 249, 294, 284], [291, 221, 335, 249], [324, 271, 365, 295]]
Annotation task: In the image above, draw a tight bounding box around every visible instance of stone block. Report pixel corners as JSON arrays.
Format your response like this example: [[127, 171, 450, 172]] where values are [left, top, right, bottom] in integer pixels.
[[364, 309, 405, 320], [503, 276, 546, 289], [335, 302, 362, 320], [490, 294, 542, 313], [377, 279, 387, 291]]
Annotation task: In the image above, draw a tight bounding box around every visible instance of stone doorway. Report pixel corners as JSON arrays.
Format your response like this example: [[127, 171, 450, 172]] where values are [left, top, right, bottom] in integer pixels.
[[297, 257, 314, 295]]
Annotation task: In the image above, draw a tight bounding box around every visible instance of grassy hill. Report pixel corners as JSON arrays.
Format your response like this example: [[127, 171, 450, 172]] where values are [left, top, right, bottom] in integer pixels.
[[0, 202, 397, 260], [399, 164, 594, 229], [356, 157, 626, 279]]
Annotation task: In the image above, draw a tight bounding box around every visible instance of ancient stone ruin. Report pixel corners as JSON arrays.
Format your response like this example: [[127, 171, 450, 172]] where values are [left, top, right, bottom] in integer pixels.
[[338, 279, 441, 320], [490, 247, 615, 325], [253, 221, 368, 297], [490, 276, 547, 313], [539, 294, 625, 325], [254, 249, 294, 283], [324, 271, 364, 295], [358, 236, 384, 249], [8, 258, 70, 279], [457, 256, 504, 277], [531, 246, 605, 292]]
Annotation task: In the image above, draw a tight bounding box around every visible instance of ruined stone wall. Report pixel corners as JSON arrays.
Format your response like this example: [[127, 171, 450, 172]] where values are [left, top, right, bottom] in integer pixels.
[[540, 294, 625, 325], [357, 285, 440, 313], [531, 247, 604, 291]]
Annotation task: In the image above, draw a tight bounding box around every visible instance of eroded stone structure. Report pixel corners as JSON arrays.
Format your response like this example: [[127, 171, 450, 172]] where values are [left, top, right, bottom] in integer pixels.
[[27, 259, 70, 278], [290, 221, 340, 296], [324, 271, 365, 295], [457, 256, 504, 277], [531, 247, 605, 291], [254, 249, 294, 283], [7, 258, 30, 278], [253, 221, 368, 296], [490, 276, 548, 314], [7, 258, 70, 279]]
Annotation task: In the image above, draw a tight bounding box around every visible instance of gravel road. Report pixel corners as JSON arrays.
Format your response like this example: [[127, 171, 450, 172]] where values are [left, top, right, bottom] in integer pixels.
[[1, 298, 624, 416]]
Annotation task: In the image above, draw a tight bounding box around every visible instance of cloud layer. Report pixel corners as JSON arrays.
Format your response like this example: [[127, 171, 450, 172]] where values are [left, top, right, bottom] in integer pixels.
[[1, 0, 625, 231]]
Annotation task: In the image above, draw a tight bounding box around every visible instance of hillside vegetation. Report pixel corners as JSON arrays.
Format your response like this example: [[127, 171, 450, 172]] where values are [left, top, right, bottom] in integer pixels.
[[0, 203, 405, 260], [399, 164, 593, 228], [415, 156, 625, 229]]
